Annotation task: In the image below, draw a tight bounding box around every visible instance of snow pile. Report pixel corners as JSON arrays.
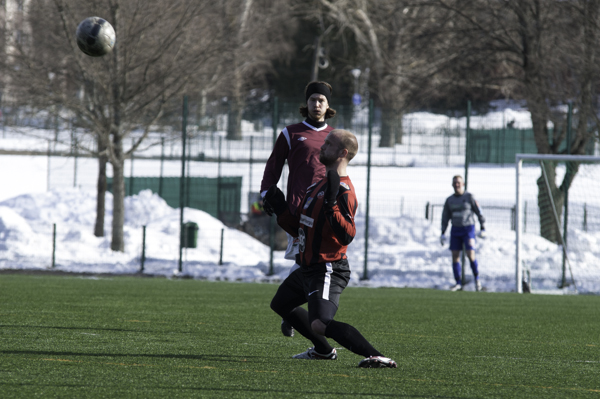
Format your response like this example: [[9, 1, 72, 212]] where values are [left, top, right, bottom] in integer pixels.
[[1, 188, 599, 294]]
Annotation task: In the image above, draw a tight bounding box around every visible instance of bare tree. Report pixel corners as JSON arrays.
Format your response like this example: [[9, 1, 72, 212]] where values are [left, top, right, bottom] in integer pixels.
[[220, 0, 296, 140], [7, 0, 223, 251], [299, 0, 442, 147], [434, 0, 600, 242]]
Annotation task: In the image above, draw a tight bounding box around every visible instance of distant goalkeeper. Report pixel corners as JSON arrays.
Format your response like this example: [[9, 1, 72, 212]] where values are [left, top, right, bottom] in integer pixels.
[[440, 175, 486, 292]]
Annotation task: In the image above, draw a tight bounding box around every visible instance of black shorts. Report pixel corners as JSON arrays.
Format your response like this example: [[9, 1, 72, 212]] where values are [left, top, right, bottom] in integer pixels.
[[273, 259, 351, 324]]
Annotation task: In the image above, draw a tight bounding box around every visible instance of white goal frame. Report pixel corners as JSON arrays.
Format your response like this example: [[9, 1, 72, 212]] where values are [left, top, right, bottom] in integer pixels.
[[515, 154, 600, 293]]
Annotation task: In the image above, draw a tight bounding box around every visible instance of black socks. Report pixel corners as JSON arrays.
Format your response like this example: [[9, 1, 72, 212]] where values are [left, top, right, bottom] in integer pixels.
[[325, 320, 383, 357], [286, 307, 333, 354]]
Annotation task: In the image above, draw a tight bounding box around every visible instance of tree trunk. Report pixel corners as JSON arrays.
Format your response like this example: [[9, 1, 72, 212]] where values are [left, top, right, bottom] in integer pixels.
[[394, 113, 403, 145], [536, 163, 564, 244], [379, 107, 402, 147], [225, 0, 252, 141], [310, 35, 323, 82], [227, 94, 244, 140], [111, 135, 125, 252], [226, 51, 244, 140], [94, 149, 108, 237]]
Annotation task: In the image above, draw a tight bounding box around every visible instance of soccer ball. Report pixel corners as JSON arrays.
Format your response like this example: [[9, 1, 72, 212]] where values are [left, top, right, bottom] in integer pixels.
[[76, 17, 116, 57]]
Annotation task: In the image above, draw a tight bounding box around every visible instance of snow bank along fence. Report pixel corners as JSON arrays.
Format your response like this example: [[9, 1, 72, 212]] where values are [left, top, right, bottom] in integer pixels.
[[4, 100, 600, 286], [106, 176, 243, 227]]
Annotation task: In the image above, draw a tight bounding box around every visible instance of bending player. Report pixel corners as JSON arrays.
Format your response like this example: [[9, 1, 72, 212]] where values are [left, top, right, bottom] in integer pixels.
[[264, 129, 397, 368]]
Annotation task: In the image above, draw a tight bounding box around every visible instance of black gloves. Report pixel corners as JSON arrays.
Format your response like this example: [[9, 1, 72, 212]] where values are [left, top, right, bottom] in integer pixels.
[[478, 224, 486, 238], [263, 185, 287, 216], [324, 170, 340, 208]]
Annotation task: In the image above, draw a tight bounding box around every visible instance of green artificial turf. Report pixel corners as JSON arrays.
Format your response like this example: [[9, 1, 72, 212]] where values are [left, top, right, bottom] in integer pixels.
[[0, 273, 599, 398]]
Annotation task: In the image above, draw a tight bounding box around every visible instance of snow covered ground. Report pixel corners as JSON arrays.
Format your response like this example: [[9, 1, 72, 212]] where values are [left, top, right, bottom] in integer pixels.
[[1, 106, 599, 294]]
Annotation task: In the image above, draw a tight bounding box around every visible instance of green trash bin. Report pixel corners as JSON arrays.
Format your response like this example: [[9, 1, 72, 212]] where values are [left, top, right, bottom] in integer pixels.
[[182, 222, 199, 248]]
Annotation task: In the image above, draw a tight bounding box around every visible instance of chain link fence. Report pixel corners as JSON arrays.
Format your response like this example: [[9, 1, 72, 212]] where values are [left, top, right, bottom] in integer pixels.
[[1, 99, 599, 291]]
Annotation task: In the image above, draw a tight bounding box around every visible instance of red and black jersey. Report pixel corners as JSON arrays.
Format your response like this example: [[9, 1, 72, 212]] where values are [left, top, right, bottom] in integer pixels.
[[260, 121, 333, 215], [277, 175, 357, 267]]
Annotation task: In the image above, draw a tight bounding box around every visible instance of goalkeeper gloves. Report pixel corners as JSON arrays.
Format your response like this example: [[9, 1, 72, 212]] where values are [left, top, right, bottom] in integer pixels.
[[478, 224, 486, 238], [263, 185, 287, 216], [440, 234, 447, 246], [324, 170, 340, 208]]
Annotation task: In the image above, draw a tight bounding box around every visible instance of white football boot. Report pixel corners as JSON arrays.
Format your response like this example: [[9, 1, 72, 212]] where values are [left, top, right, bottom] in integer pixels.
[[358, 356, 398, 368], [292, 347, 337, 360]]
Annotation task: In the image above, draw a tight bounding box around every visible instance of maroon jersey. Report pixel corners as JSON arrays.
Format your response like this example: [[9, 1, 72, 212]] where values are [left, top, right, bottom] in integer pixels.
[[277, 175, 357, 267], [260, 121, 334, 215]]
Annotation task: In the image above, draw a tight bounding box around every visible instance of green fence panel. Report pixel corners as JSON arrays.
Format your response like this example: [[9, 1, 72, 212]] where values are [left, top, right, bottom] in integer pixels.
[[470, 128, 537, 164], [107, 176, 242, 226], [469, 127, 596, 164]]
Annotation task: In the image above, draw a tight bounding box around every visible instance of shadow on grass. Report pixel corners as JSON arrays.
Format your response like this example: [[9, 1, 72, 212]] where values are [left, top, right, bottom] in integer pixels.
[[156, 386, 449, 398], [0, 323, 202, 335], [1, 349, 261, 362], [0, 324, 142, 333], [0, 382, 443, 398]]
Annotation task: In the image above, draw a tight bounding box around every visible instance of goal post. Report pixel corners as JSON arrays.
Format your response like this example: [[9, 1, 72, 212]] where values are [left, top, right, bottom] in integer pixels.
[[515, 154, 600, 294]]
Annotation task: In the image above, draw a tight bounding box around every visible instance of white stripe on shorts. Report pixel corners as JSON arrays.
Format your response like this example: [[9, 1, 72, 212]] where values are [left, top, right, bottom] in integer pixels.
[[322, 263, 333, 300]]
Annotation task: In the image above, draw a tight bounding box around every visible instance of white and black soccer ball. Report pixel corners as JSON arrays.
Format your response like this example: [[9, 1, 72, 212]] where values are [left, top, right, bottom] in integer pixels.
[[76, 17, 116, 57]]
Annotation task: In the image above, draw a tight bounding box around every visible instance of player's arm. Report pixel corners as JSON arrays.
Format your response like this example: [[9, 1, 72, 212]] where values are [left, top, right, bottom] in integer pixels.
[[440, 199, 450, 246], [470, 194, 486, 237], [325, 193, 356, 245], [263, 185, 299, 236], [277, 210, 300, 237], [441, 199, 451, 235], [323, 171, 356, 245], [470, 195, 486, 230], [260, 132, 289, 197]]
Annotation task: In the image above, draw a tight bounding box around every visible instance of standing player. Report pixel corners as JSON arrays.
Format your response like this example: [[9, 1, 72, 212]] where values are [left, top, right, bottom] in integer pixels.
[[440, 175, 486, 291], [264, 129, 397, 368], [260, 81, 336, 337]]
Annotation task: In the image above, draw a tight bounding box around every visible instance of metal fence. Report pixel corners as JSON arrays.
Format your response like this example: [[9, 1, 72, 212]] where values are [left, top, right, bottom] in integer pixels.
[[1, 100, 599, 292]]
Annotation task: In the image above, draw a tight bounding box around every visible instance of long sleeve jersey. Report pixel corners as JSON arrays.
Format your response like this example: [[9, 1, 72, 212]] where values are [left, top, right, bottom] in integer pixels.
[[276, 175, 357, 268], [441, 191, 485, 234], [260, 120, 333, 215]]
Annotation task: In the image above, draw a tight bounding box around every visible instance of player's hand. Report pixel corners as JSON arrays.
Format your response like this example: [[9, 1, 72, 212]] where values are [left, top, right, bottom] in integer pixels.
[[440, 234, 447, 246], [263, 185, 287, 216], [324, 170, 340, 208], [478, 229, 486, 239]]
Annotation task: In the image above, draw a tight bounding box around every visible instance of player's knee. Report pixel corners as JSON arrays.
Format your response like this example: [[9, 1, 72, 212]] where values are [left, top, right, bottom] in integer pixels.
[[466, 250, 476, 262], [270, 298, 285, 317], [311, 319, 328, 336]]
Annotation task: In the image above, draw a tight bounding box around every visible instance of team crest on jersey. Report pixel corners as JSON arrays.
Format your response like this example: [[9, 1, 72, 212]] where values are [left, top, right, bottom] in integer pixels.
[[317, 191, 325, 198], [340, 182, 349, 190], [300, 214, 314, 227], [297, 137, 307, 141], [303, 197, 314, 209]]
